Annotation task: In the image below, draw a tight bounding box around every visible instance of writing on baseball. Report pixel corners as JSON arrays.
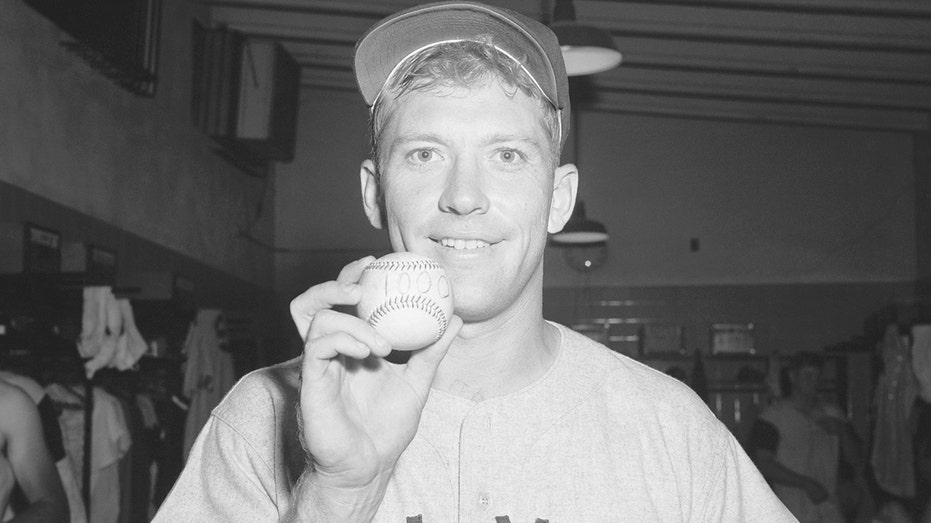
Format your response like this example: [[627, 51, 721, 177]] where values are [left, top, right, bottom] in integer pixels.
[[356, 252, 455, 351]]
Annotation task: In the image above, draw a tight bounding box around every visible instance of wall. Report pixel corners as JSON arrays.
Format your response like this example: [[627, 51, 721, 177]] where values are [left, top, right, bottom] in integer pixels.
[[543, 111, 918, 352], [0, 0, 274, 288], [0, 180, 277, 310], [917, 132, 931, 289], [544, 111, 916, 287], [274, 88, 390, 298]]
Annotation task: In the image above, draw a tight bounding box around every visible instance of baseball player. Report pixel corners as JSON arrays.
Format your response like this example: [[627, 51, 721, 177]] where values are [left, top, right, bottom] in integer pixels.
[[154, 2, 795, 521]]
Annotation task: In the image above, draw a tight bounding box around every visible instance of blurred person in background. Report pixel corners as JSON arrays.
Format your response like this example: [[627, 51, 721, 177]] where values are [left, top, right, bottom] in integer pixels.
[[0, 380, 68, 522]]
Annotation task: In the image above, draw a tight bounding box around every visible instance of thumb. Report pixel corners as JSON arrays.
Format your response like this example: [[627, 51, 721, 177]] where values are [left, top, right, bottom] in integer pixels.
[[402, 315, 462, 391]]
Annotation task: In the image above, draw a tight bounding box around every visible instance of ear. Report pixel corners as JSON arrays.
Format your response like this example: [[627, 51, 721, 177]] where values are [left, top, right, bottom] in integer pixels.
[[547, 163, 579, 234], [360, 159, 384, 229]]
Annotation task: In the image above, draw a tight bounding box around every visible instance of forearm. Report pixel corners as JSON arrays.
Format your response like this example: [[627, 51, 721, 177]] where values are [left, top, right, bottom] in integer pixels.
[[284, 470, 389, 522], [9, 497, 69, 523]]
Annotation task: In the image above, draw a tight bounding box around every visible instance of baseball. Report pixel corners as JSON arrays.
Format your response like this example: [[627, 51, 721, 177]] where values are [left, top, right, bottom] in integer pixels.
[[356, 252, 454, 351]]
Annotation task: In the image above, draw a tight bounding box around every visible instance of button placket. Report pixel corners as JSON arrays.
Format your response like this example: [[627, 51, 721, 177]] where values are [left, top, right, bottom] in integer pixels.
[[461, 405, 503, 518]]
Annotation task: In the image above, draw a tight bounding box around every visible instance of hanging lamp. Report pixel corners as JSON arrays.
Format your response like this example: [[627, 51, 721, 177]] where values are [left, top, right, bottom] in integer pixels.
[[550, 200, 609, 245], [550, 0, 622, 76]]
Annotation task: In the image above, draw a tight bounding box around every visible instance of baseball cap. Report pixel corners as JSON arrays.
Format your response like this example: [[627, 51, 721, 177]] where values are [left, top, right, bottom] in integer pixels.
[[354, 1, 570, 144]]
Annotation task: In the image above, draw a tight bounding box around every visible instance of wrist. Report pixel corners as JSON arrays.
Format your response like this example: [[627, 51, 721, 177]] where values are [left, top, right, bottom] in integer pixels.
[[285, 469, 390, 522]]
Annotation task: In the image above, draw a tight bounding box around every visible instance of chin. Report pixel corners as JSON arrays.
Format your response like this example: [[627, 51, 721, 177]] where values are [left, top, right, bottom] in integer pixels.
[[454, 285, 526, 325], [450, 288, 499, 322], [454, 306, 499, 325]]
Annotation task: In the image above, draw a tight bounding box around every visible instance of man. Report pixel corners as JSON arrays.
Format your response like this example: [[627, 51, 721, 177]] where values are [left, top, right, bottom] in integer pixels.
[[0, 371, 85, 522], [154, 2, 793, 520], [751, 351, 866, 523], [0, 381, 69, 522]]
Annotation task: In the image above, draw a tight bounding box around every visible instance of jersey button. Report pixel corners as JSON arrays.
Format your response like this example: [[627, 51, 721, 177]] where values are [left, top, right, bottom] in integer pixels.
[[478, 492, 493, 509]]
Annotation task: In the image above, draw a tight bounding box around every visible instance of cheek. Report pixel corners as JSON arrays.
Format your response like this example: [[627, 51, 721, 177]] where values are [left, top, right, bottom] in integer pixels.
[[516, 186, 552, 230], [384, 183, 430, 224]]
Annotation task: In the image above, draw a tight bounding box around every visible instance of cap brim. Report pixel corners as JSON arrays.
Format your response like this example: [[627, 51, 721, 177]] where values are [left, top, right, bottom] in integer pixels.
[[354, 1, 568, 118]]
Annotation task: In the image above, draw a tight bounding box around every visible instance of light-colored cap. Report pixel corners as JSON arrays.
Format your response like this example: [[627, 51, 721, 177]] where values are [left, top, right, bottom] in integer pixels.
[[354, 1, 570, 143]]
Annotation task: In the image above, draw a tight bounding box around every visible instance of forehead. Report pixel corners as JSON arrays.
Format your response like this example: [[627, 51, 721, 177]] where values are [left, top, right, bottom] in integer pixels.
[[380, 79, 551, 143]]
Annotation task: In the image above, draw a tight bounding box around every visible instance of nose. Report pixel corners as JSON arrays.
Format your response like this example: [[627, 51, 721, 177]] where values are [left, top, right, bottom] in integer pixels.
[[438, 157, 489, 216]]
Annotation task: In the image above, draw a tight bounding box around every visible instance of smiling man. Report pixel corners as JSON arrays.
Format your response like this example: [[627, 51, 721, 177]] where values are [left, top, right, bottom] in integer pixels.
[[153, 2, 794, 521]]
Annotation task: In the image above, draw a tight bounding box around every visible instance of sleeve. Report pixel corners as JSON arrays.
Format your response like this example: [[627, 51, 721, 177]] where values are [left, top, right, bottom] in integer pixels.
[[748, 418, 780, 454], [699, 431, 799, 522], [151, 413, 280, 522]]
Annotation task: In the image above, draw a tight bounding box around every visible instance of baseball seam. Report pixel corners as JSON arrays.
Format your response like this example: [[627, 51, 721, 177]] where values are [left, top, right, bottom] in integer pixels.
[[364, 259, 442, 272], [367, 294, 449, 343]]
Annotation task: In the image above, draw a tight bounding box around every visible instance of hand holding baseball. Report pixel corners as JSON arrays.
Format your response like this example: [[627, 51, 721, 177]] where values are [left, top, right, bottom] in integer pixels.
[[288, 255, 461, 518]]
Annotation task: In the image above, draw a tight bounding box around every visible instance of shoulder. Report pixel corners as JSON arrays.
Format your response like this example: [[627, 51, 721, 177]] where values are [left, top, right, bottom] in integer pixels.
[[0, 381, 33, 407], [555, 323, 713, 415], [0, 372, 44, 403], [552, 324, 787, 517], [213, 356, 302, 426], [0, 382, 39, 430], [206, 356, 303, 461], [552, 322, 725, 442], [156, 360, 303, 520]]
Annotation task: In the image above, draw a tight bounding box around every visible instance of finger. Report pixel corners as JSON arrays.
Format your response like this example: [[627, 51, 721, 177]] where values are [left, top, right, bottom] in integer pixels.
[[290, 280, 363, 341], [290, 256, 375, 340], [336, 255, 376, 284], [304, 331, 370, 366], [299, 345, 344, 408], [301, 322, 389, 385], [307, 309, 392, 357], [403, 315, 463, 390]]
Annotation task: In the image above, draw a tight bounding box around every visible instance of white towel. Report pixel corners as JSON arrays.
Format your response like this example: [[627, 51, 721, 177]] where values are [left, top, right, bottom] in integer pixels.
[[84, 290, 121, 378]]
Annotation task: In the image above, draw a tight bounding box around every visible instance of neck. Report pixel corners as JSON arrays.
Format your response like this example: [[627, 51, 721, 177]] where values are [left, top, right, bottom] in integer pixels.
[[432, 298, 559, 401]]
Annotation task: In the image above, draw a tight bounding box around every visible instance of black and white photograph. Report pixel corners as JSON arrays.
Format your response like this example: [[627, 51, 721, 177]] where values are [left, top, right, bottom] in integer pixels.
[[1, 0, 929, 521]]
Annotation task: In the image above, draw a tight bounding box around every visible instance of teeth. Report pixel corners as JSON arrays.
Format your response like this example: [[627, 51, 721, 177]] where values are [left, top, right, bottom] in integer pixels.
[[440, 238, 490, 250]]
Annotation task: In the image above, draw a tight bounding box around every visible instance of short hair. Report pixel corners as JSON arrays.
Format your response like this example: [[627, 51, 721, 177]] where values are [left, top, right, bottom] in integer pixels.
[[368, 38, 562, 178]]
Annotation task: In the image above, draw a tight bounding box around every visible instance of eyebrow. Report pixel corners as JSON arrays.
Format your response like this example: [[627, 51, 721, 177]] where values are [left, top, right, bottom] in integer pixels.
[[386, 133, 442, 159], [391, 133, 444, 146], [389, 133, 545, 153], [480, 133, 545, 153]]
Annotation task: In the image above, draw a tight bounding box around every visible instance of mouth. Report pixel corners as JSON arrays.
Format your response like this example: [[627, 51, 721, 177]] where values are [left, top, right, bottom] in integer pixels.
[[435, 237, 493, 250]]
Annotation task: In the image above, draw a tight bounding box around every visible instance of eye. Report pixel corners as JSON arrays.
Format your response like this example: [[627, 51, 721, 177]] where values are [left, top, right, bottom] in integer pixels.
[[496, 148, 526, 164], [408, 148, 436, 164]]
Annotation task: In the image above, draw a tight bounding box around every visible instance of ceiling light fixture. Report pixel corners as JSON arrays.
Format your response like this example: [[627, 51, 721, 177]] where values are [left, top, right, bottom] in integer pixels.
[[550, 0, 622, 76], [550, 200, 609, 245]]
